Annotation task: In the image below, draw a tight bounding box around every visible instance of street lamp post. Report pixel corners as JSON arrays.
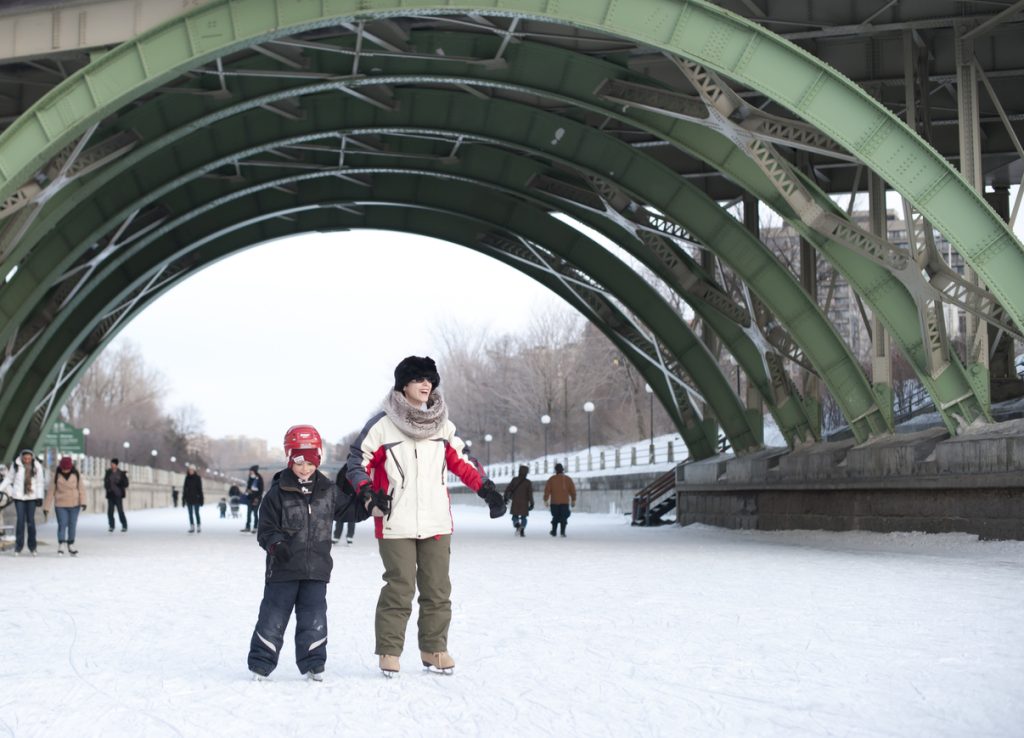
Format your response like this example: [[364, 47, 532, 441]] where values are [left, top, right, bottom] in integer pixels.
[[508, 425, 518, 465], [583, 401, 594, 469], [541, 414, 551, 472], [645, 384, 655, 463], [122, 440, 130, 463], [484, 433, 493, 466]]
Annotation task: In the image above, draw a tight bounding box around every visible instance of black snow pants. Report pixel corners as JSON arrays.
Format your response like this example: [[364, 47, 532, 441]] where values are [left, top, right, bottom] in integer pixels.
[[247, 579, 328, 675]]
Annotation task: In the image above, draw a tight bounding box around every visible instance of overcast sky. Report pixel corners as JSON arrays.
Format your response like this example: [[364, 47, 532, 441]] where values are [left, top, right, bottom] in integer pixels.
[[114, 231, 562, 446]]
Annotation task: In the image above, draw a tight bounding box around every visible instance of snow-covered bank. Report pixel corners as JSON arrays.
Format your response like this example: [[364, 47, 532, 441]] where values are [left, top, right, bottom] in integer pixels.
[[2, 506, 1022, 737]]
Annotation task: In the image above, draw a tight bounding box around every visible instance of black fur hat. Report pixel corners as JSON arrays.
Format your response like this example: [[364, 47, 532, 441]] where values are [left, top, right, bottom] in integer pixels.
[[393, 355, 440, 391]]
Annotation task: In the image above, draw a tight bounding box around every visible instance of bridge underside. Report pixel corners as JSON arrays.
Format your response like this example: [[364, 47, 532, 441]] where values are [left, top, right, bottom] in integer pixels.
[[0, 0, 1022, 463]]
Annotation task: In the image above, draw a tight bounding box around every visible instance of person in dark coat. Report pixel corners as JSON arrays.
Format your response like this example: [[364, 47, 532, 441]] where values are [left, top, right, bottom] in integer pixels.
[[242, 465, 265, 533], [103, 458, 129, 533], [182, 465, 204, 533], [247, 425, 366, 681], [332, 464, 359, 545], [503, 464, 534, 537]]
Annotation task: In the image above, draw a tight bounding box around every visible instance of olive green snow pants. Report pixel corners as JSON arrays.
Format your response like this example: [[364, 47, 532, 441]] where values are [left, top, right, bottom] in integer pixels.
[[375, 535, 452, 656]]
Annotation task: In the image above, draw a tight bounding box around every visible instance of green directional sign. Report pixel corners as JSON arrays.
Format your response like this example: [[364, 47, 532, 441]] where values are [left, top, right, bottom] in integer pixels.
[[41, 420, 85, 454]]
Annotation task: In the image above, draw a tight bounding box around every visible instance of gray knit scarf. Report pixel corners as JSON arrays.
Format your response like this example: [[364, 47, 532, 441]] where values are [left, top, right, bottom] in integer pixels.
[[382, 389, 448, 440]]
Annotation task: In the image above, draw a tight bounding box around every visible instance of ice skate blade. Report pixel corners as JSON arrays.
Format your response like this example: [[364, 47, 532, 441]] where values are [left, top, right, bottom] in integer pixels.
[[304, 671, 324, 682], [422, 664, 454, 675], [251, 672, 270, 682], [381, 670, 399, 679]]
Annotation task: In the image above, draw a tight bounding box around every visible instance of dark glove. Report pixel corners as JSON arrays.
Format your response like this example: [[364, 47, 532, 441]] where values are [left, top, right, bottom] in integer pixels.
[[528, 500, 534, 511], [362, 486, 391, 515], [35, 499, 43, 508], [477, 480, 506, 519], [81, 505, 87, 511], [269, 541, 291, 563], [43, 510, 48, 522]]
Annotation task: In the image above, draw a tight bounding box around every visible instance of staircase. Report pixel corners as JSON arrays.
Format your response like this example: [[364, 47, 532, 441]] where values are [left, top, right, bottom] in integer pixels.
[[631, 469, 677, 526]]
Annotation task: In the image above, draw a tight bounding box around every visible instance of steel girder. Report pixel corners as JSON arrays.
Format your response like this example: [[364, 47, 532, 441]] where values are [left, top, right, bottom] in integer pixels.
[[1, 175, 765, 461], [0, 0, 1021, 332], [1, 82, 875, 448], [31, 202, 722, 462], [1, 1, 1019, 449], [0, 53, 829, 446]]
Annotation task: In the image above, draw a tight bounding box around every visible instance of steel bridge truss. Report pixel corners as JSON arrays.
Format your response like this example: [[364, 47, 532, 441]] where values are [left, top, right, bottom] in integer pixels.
[[0, 1, 1022, 459]]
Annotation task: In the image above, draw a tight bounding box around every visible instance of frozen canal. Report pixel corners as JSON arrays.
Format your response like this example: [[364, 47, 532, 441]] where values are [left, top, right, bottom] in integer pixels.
[[3, 503, 1023, 737]]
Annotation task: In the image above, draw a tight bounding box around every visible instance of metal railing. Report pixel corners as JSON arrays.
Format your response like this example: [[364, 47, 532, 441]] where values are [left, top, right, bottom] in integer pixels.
[[630, 469, 676, 526]]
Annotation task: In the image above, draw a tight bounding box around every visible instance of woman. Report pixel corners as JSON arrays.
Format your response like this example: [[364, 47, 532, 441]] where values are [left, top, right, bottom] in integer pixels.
[[44, 456, 86, 555], [348, 355, 506, 677], [183, 465, 204, 533], [0, 449, 46, 556]]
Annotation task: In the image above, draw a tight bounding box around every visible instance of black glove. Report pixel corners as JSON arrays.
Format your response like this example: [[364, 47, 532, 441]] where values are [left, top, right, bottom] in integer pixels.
[[43, 511, 48, 523], [362, 486, 391, 515], [477, 480, 506, 519], [269, 541, 291, 563], [80, 505, 87, 511]]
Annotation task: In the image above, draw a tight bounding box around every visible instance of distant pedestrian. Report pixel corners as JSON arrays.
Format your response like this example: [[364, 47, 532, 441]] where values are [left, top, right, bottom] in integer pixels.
[[183, 464, 204, 533], [242, 465, 264, 534], [44, 456, 86, 556], [347, 355, 506, 677], [171, 486, 179, 507], [103, 458, 129, 533], [218, 498, 227, 518], [332, 464, 358, 545], [247, 425, 365, 681], [503, 464, 534, 537], [0, 449, 46, 555], [543, 463, 576, 538], [229, 496, 240, 518]]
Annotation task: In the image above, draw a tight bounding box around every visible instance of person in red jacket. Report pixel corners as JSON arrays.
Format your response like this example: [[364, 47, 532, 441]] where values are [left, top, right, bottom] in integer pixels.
[[347, 355, 506, 677]]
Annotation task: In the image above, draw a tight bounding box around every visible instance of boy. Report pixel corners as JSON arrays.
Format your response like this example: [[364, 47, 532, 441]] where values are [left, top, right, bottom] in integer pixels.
[[247, 424, 365, 681]]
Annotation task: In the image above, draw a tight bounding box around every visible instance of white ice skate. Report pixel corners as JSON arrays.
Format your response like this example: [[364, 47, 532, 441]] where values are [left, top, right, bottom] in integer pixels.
[[304, 670, 324, 682], [420, 651, 455, 675]]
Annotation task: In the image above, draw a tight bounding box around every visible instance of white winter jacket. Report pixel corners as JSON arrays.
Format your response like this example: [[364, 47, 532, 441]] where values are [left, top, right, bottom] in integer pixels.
[[0, 457, 46, 501], [347, 392, 484, 540]]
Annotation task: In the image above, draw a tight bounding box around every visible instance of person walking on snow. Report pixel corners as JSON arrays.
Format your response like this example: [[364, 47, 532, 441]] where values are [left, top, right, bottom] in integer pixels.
[[242, 465, 264, 533], [503, 464, 534, 537], [0, 449, 46, 555], [103, 458, 129, 532], [183, 464, 204, 533], [543, 463, 577, 538], [347, 355, 507, 678], [247, 425, 366, 682], [44, 456, 86, 555]]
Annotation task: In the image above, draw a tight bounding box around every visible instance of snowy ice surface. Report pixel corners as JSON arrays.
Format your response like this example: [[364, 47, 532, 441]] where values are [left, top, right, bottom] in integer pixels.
[[3, 504, 1023, 738]]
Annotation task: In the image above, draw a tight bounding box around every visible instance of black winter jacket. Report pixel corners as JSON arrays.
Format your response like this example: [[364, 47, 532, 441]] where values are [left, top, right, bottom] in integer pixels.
[[103, 468, 129, 500], [182, 473, 204, 505], [257, 467, 366, 583]]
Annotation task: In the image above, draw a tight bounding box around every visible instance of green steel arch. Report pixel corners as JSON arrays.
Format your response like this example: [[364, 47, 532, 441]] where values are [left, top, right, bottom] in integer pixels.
[[1, 0, 1021, 456], [4, 180, 759, 461], [0, 37, 984, 437], [0, 0, 1020, 321], [31, 203, 718, 463], [0, 85, 881, 453]]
